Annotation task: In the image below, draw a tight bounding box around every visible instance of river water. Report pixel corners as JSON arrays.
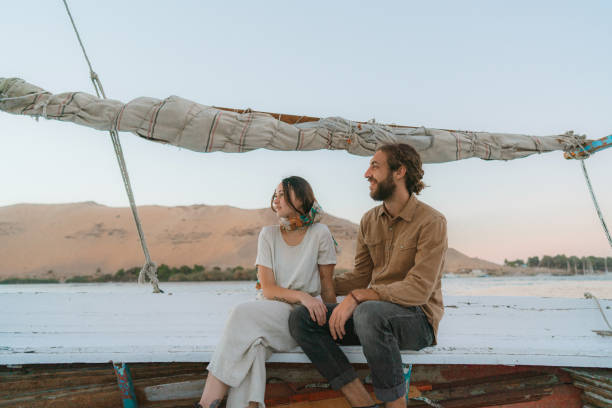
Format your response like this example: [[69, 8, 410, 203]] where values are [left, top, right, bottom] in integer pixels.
[[1, 274, 611, 299]]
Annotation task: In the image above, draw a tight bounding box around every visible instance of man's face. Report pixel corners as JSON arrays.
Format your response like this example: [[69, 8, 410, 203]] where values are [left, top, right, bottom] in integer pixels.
[[364, 150, 396, 201]]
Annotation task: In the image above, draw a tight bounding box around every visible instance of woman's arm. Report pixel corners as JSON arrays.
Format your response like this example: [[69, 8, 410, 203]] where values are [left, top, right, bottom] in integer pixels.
[[257, 265, 307, 304], [257, 265, 328, 324], [318, 264, 336, 304]]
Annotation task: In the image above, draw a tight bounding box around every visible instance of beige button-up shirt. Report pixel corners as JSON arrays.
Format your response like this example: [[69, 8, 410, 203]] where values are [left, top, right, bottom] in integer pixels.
[[334, 194, 447, 342]]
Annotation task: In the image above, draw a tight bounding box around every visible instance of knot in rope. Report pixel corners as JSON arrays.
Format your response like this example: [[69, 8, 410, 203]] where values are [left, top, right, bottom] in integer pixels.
[[561, 130, 589, 158], [139, 261, 162, 293]]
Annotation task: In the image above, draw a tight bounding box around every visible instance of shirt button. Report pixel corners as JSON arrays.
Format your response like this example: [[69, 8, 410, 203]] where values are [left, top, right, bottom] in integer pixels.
[[388, 227, 393, 231]]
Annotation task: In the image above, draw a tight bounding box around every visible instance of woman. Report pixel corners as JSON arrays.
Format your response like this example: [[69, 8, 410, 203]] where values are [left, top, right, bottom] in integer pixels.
[[196, 176, 337, 408]]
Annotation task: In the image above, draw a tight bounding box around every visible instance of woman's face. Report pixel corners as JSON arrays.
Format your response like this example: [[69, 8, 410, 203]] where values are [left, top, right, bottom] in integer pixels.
[[273, 183, 303, 218]]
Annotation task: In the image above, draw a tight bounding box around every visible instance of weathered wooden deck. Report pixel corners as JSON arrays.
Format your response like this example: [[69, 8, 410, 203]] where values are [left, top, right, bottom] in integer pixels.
[[1, 283, 610, 367]]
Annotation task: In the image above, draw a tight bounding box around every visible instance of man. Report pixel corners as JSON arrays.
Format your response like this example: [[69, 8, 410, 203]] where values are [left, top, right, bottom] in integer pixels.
[[289, 143, 447, 408]]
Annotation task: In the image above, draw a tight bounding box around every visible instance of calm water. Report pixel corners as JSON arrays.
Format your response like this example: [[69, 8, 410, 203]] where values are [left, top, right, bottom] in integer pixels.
[[1, 274, 611, 299]]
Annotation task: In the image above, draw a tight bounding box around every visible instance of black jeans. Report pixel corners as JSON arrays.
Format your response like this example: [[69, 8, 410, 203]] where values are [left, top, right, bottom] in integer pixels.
[[288, 301, 434, 402]]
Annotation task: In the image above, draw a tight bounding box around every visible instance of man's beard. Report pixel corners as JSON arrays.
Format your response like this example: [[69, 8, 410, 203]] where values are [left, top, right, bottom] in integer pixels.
[[370, 172, 396, 201]]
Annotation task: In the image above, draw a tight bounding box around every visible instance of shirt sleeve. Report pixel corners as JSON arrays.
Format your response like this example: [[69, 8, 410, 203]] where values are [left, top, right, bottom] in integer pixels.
[[317, 225, 337, 265], [254, 228, 273, 269], [371, 216, 447, 306], [333, 217, 373, 295]]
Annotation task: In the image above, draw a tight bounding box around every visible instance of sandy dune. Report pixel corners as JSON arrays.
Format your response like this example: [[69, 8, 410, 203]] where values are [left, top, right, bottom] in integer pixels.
[[0, 202, 500, 279]]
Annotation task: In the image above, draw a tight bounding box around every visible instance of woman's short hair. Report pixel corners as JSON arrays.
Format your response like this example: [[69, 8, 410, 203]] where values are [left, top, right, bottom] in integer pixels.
[[377, 143, 426, 195], [271, 176, 315, 215]]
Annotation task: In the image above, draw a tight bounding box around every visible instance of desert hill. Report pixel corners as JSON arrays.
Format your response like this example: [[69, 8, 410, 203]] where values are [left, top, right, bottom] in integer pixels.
[[0, 202, 500, 279], [444, 248, 502, 273]]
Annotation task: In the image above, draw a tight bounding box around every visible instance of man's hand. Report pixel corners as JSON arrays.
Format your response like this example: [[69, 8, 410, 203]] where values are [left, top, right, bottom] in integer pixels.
[[329, 289, 381, 340], [329, 295, 358, 340]]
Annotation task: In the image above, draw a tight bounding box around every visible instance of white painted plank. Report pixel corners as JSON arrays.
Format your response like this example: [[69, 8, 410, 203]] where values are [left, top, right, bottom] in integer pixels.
[[1, 283, 611, 367]]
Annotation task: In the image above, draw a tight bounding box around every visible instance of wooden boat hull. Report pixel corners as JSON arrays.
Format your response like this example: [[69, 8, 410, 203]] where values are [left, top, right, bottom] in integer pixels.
[[2, 290, 610, 406], [3, 362, 607, 408]]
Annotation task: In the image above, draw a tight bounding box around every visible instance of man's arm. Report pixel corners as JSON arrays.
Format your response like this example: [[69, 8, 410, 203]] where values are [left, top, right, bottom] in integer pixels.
[[328, 218, 375, 339], [333, 220, 373, 295], [318, 264, 337, 304], [370, 216, 447, 306]]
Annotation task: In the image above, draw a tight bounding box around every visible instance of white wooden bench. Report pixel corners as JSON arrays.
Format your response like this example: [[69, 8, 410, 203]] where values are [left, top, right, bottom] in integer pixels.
[[1, 284, 610, 368]]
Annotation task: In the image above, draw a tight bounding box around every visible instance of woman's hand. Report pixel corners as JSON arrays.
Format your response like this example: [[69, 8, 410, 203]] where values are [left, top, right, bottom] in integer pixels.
[[258, 265, 328, 325], [299, 293, 328, 326]]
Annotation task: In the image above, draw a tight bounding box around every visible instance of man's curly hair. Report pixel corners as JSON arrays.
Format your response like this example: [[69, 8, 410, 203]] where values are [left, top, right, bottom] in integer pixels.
[[377, 143, 425, 195]]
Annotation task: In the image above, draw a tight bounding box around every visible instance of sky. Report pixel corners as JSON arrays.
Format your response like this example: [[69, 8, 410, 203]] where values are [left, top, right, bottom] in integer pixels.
[[1, 0, 611, 264]]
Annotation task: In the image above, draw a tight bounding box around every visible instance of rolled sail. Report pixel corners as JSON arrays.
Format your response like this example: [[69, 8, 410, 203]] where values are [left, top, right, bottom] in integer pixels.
[[0, 77, 587, 163]]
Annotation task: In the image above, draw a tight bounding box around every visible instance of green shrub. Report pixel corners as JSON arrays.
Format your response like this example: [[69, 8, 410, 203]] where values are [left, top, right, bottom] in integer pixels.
[[65, 276, 93, 283], [0, 278, 60, 284]]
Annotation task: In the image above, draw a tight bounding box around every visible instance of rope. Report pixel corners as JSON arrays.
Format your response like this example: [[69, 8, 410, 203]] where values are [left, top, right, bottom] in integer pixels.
[[567, 132, 612, 248], [61, 0, 161, 293], [579, 160, 612, 249], [61, 0, 105, 98], [560, 130, 582, 149], [0, 92, 48, 102], [584, 292, 612, 336], [411, 397, 443, 408]]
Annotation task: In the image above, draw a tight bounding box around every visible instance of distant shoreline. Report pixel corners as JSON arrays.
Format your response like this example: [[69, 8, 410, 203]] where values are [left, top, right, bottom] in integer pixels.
[[2, 265, 609, 284], [0, 264, 258, 284]]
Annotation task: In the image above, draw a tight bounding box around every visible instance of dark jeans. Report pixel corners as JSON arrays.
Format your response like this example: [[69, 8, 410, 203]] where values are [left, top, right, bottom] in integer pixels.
[[288, 301, 434, 402]]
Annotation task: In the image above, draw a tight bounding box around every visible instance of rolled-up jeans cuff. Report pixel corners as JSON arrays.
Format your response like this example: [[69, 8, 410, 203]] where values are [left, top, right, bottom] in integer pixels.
[[374, 381, 406, 402], [329, 366, 358, 390]]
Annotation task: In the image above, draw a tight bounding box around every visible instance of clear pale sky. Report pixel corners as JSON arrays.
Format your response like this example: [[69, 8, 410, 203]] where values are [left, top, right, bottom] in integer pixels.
[[2, 1, 611, 264]]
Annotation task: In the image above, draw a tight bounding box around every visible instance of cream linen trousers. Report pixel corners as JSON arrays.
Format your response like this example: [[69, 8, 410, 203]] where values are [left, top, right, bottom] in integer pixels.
[[206, 299, 298, 408]]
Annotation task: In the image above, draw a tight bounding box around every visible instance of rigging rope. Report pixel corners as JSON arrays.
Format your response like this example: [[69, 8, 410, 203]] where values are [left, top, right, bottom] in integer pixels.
[[584, 292, 612, 336], [566, 133, 612, 248], [578, 157, 612, 249], [61, 0, 161, 293], [0, 92, 48, 102]]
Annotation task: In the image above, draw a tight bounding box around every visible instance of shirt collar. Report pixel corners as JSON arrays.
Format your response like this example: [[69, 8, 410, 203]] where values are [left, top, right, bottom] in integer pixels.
[[378, 194, 419, 222]]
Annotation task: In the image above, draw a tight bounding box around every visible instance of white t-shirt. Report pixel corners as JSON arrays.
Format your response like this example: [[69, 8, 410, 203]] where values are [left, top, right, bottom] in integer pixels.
[[255, 223, 337, 296]]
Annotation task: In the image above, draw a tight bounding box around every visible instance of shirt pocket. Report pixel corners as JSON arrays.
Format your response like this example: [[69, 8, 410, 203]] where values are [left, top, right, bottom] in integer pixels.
[[364, 236, 384, 267], [390, 239, 418, 272]]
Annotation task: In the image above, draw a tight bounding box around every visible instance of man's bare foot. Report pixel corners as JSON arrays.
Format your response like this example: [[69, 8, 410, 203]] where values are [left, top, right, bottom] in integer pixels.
[[340, 378, 376, 407], [384, 395, 406, 408]]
